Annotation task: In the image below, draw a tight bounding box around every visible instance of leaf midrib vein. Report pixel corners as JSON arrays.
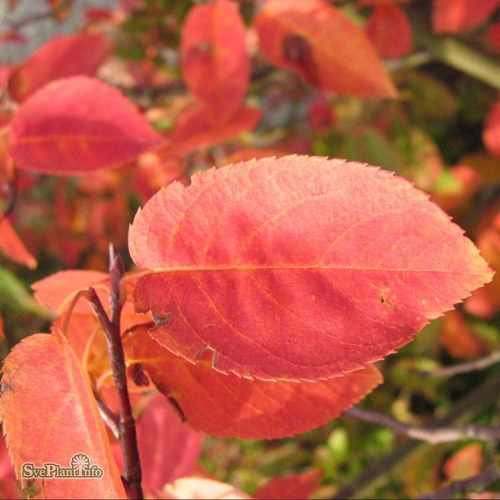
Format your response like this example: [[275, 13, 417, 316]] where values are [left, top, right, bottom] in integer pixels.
[[147, 264, 483, 275]]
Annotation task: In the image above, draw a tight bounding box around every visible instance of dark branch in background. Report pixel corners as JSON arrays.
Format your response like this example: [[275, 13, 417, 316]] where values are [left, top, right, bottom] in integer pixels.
[[346, 406, 500, 444], [417, 464, 500, 500], [86, 246, 143, 500], [332, 370, 500, 499], [417, 351, 500, 378]]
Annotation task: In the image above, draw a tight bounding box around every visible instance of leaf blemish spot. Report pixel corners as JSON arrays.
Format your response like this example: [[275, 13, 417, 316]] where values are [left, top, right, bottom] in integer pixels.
[[196, 343, 219, 369], [152, 311, 172, 327]]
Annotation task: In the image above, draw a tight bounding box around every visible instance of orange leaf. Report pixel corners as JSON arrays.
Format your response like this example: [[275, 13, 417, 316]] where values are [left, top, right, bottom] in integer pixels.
[[365, 5, 412, 59], [253, 469, 322, 499], [9, 34, 111, 102], [165, 105, 262, 158], [0, 218, 36, 268], [125, 326, 382, 439], [181, 0, 250, 125], [443, 443, 483, 481], [255, 0, 396, 97], [9, 76, 163, 174], [0, 332, 126, 499], [432, 0, 500, 34], [129, 156, 492, 381], [32, 270, 108, 313]]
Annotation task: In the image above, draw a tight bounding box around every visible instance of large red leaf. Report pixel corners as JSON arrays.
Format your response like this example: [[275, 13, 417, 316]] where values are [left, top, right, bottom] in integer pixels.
[[136, 393, 203, 495], [9, 76, 163, 174], [129, 156, 492, 381], [255, 0, 397, 97], [181, 0, 250, 125], [125, 326, 382, 439], [432, 0, 500, 34], [9, 34, 111, 102], [0, 332, 126, 499]]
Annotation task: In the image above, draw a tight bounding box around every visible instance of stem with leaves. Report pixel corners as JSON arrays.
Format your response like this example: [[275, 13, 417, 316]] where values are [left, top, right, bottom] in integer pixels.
[[86, 246, 143, 500]]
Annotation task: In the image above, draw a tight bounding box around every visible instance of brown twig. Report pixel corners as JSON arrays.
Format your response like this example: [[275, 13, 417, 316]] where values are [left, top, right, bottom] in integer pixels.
[[86, 246, 143, 499], [416, 464, 500, 499], [331, 370, 500, 499], [96, 398, 119, 440], [346, 406, 500, 444], [418, 351, 500, 378]]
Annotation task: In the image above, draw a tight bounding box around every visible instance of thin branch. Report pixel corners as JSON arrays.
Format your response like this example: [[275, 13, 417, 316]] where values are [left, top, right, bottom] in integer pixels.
[[417, 464, 500, 500], [418, 351, 500, 378], [331, 370, 500, 499], [346, 406, 500, 444], [86, 247, 143, 500], [96, 398, 119, 440]]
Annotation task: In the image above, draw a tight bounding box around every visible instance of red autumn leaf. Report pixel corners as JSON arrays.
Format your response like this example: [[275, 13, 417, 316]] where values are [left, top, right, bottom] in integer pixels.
[[125, 326, 382, 439], [365, 5, 412, 59], [164, 105, 262, 158], [255, 0, 396, 97], [9, 34, 111, 102], [134, 153, 187, 202], [253, 469, 322, 499], [129, 156, 492, 381], [485, 22, 500, 54], [0, 332, 126, 499], [136, 392, 204, 495], [483, 101, 500, 159], [9, 76, 163, 175], [432, 0, 500, 34], [181, 0, 250, 125], [0, 218, 36, 268], [307, 93, 335, 132], [32, 270, 108, 314]]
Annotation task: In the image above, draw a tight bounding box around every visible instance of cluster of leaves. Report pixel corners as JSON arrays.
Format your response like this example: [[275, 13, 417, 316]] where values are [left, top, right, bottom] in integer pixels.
[[0, 0, 499, 498]]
